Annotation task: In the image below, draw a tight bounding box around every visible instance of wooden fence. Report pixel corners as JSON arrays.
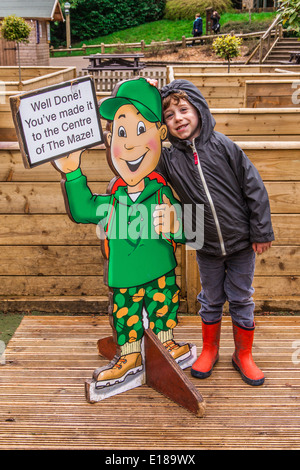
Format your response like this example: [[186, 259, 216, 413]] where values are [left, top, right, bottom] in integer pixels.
[[168, 65, 300, 108], [79, 69, 167, 92], [245, 79, 300, 107], [50, 30, 275, 56], [0, 130, 299, 313], [0, 66, 299, 314]]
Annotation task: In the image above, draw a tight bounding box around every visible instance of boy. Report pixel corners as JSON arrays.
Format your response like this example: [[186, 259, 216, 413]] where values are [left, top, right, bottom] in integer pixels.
[[53, 78, 190, 389], [154, 79, 274, 386], [192, 13, 203, 46]]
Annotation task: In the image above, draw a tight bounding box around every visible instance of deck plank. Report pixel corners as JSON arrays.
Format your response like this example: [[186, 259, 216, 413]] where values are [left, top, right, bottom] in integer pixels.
[[0, 315, 300, 450]]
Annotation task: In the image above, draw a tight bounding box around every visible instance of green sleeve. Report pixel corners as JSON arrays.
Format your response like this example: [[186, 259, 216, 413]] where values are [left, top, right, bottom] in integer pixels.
[[64, 168, 111, 225]]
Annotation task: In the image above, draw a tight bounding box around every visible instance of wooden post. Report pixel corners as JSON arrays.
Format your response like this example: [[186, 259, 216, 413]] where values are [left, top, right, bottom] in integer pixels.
[[185, 249, 200, 314], [101, 43, 105, 54], [144, 329, 206, 417], [182, 36, 186, 49], [259, 38, 263, 64], [141, 40, 145, 52]]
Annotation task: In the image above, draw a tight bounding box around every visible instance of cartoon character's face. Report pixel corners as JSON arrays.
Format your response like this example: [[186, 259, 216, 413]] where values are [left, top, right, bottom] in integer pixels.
[[106, 104, 167, 187]]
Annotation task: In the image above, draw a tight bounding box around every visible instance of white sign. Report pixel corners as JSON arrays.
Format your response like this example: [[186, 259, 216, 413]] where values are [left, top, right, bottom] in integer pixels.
[[13, 76, 103, 168]]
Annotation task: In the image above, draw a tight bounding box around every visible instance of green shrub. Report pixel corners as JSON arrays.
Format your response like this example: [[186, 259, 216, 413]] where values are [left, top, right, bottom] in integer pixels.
[[278, 0, 300, 36], [0, 15, 31, 82], [0, 14, 31, 43], [164, 0, 232, 20], [212, 34, 242, 71]]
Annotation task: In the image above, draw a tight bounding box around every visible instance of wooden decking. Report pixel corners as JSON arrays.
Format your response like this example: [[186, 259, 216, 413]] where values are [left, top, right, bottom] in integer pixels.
[[0, 315, 300, 450]]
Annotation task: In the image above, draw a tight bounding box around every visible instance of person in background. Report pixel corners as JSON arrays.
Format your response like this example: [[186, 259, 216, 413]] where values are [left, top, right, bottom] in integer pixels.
[[192, 13, 203, 45], [211, 10, 220, 34]]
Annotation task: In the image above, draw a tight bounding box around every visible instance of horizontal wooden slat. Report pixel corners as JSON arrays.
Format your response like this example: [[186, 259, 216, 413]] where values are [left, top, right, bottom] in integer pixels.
[[0, 245, 182, 275], [170, 64, 300, 74], [0, 214, 298, 246], [0, 245, 294, 276], [1, 144, 299, 182], [0, 181, 298, 214], [0, 275, 109, 296]]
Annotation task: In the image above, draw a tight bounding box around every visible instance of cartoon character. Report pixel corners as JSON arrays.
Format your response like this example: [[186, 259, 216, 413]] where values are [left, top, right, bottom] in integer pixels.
[[53, 78, 192, 393]]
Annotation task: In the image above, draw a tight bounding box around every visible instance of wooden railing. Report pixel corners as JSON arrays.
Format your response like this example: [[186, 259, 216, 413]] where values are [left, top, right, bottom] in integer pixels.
[[78, 68, 167, 92], [50, 30, 276, 57], [246, 15, 283, 64]]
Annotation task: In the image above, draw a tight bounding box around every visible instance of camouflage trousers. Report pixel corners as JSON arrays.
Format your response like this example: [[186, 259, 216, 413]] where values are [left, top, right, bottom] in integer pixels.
[[112, 270, 180, 346]]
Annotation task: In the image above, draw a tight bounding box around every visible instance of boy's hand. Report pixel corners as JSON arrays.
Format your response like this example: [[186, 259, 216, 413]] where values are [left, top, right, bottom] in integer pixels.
[[52, 150, 82, 174], [146, 78, 158, 88], [252, 242, 272, 254], [153, 194, 180, 235]]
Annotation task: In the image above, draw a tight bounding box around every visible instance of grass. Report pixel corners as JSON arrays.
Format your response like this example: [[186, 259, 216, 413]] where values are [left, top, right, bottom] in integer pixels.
[[0, 313, 23, 346], [53, 11, 277, 56]]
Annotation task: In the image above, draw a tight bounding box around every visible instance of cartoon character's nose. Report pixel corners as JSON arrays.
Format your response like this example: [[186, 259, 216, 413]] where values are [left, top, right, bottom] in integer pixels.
[[124, 143, 135, 150]]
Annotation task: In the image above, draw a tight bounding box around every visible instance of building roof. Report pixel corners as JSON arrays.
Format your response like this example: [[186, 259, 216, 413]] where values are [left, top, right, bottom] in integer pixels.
[[0, 0, 64, 21]]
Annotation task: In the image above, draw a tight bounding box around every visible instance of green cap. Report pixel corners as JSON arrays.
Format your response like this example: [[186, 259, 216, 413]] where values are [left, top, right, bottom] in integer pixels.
[[99, 77, 162, 123]]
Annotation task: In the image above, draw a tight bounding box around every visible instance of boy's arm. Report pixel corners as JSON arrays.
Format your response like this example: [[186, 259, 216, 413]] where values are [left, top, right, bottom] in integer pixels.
[[223, 138, 274, 248]]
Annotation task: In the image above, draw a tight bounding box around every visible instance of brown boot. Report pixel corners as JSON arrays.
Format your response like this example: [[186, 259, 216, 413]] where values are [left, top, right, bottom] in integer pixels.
[[94, 352, 143, 388], [163, 340, 191, 363]]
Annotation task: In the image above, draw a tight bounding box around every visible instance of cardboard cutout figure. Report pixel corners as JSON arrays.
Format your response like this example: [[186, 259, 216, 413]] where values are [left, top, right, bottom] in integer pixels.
[[53, 78, 201, 410]]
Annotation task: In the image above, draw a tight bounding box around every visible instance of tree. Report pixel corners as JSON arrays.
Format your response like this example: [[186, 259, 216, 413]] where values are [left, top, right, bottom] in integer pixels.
[[277, 0, 300, 36], [0, 15, 31, 83], [212, 35, 243, 72]]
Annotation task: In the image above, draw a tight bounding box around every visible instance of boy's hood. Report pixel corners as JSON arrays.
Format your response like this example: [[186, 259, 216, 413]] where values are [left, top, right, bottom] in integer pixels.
[[160, 79, 216, 148]]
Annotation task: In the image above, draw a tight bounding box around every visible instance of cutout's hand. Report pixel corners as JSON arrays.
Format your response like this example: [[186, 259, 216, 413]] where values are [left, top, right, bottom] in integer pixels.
[[153, 194, 180, 235], [52, 150, 82, 174]]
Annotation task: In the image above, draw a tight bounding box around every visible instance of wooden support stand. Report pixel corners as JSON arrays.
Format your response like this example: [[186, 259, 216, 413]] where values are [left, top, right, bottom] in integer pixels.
[[85, 330, 206, 418]]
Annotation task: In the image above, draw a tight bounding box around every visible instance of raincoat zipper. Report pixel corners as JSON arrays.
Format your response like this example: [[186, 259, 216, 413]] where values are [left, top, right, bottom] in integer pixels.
[[191, 140, 226, 256]]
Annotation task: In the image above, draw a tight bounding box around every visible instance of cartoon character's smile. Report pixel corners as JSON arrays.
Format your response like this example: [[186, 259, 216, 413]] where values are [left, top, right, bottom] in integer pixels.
[[125, 150, 149, 172]]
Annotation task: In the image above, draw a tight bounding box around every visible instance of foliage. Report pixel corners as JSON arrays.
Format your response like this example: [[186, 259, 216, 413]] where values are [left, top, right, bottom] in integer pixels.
[[51, 0, 166, 45], [51, 11, 276, 53], [212, 34, 242, 71], [220, 20, 274, 34], [277, 0, 300, 35], [0, 15, 31, 43], [164, 0, 232, 20]]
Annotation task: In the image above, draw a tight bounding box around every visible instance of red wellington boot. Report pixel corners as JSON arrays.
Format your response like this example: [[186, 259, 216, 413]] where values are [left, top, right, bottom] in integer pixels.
[[191, 320, 221, 379], [232, 321, 265, 386]]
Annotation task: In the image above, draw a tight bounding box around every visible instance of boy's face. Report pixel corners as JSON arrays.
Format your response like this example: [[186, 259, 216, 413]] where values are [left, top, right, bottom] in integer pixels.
[[107, 103, 167, 187], [163, 97, 201, 142]]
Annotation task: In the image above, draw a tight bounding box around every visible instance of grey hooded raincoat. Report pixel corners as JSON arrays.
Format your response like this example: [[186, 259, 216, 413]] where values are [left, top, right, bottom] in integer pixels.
[[156, 79, 275, 256]]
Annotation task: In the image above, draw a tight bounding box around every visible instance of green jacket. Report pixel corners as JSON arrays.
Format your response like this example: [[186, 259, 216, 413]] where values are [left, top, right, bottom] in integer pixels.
[[64, 168, 185, 288]]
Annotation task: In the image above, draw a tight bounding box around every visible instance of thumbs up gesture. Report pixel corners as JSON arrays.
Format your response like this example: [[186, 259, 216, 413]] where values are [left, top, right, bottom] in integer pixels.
[[153, 194, 180, 235]]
